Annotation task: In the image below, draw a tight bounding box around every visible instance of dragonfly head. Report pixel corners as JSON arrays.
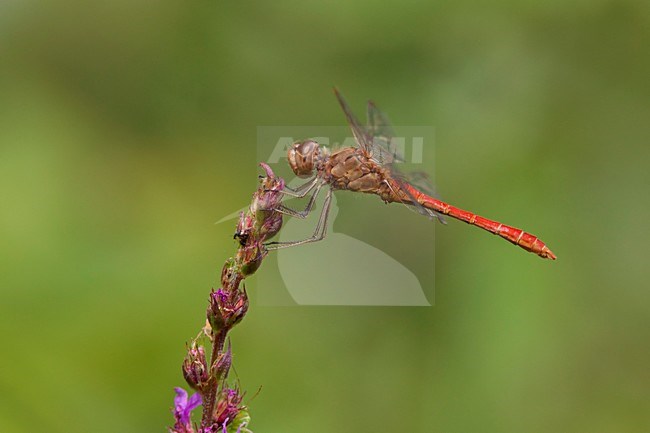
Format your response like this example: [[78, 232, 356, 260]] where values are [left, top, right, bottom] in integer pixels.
[[288, 139, 321, 178]]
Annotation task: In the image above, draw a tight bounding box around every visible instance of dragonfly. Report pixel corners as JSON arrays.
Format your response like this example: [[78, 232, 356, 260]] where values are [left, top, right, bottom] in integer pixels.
[[265, 89, 556, 260]]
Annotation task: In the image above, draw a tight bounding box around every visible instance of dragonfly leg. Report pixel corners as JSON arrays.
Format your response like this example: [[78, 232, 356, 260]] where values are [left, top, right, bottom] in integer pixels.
[[274, 182, 323, 219], [277, 177, 320, 198], [264, 189, 332, 250]]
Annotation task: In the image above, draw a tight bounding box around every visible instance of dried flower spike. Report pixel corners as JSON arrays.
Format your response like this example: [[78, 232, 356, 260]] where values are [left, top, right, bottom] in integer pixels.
[[171, 164, 286, 432]]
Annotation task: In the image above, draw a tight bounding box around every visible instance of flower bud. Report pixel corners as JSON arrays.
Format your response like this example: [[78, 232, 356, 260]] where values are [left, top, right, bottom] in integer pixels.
[[259, 211, 282, 241], [234, 212, 254, 247], [207, 288, 249, 333], [253, 168, 284, 242], [221, 259, 242, 290], [212, 343, 232, 382], [238, 243, 265, 277], [182, 343, 209, 392], [214, 387, 244, 428]]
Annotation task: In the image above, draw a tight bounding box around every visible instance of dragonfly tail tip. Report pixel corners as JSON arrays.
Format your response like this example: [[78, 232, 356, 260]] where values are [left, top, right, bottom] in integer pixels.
[[542, 248, 557, 260]]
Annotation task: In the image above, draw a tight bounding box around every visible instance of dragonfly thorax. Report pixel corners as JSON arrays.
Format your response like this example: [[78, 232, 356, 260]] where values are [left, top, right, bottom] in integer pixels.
[[288, 139, 323, 178]]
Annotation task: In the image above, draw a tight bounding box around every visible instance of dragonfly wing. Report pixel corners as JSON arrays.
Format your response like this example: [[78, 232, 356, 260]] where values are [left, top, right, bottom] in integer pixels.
[[335, 90, 445, 224], [366, 99, 446, 223], [366, 100, 405, 165], [334, 88, 373, 156]]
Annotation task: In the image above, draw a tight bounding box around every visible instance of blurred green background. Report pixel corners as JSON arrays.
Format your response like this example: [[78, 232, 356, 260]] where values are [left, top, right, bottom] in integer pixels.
[[1, 1, 649, 432]]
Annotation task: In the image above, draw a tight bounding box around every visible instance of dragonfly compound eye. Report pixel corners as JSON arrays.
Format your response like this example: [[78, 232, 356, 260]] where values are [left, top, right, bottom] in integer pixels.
[[288, 140, 320, 178]]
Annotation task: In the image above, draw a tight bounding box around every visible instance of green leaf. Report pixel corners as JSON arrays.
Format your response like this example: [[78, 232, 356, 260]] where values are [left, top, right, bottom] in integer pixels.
[[227, 409, 252, 433]]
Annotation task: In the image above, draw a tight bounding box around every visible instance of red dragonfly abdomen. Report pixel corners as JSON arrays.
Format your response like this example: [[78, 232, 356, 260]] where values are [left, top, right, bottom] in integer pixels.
[[403, 183, 556, 260]]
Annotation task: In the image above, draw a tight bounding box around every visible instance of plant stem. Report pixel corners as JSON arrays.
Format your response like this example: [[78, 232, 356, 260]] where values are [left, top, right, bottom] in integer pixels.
[[200, 328, 228, 430]]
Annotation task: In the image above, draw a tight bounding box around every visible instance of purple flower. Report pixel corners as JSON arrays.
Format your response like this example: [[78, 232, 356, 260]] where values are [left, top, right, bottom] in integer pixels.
[[173, 387, 202, 426]]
